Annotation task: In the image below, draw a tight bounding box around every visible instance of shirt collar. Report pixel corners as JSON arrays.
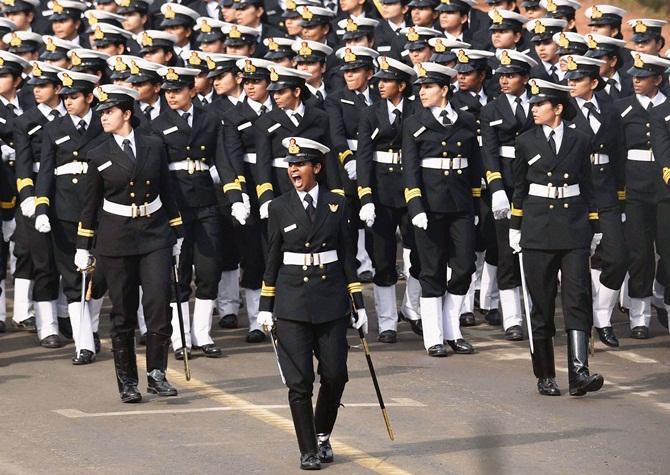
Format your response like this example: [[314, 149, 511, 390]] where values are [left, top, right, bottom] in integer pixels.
[[37, 102, 66, 119], [575, 95, 599, 111], [285, 101, 305, 117], [0, 94, 20, 110], [228, 91, 246, 105], [70, 108, 92, 128], [637, 91, 667, 108], [297, 183, 319, 207], [199, 90, 214, 103], [179, 104, 194, 117], [113, 129, 136, 151], [247, 96, 272, 113], [542, 121, 564, 141], [387, 98, 403, 113], [430, 103, 457, 124], [505, 91, 529, 108]]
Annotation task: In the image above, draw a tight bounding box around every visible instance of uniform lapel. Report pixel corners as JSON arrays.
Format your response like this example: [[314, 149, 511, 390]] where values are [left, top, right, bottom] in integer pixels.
[[288, 189, 312, 233], [294, 105, 313, 134], [133, 134, 149, 178], [109, 135, 135, 173], [307, 188, 329, 240], [420, 107, 444, 133], [556, 125, 576, 163]]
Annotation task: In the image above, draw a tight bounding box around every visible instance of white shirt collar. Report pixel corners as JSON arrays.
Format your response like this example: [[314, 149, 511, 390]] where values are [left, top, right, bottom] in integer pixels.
[[575, 95, 600, 112], [199, 90, 214, 103], [505, 91, 529, 110], [179, 104, 194, 117], [356, 88, 371, 106], [285, 101, 305, 118], [69, 108, 93, 129], [430, 102, 457, 125], [636, 91, 667, 109], [387, 19, 405, 32], [37, 102, 66, 120], [228, 91, 246, 105], [542, 121, 564, 153], [141, 98, 161, 119], [113, 129, 136, 152], [247, 96, 272, 114], [297, 183, 319, 209], [387, 98, 403, 124], [470, 89, 487, 106], [306, 82, 326, 99], [0, 95, 21, 114]]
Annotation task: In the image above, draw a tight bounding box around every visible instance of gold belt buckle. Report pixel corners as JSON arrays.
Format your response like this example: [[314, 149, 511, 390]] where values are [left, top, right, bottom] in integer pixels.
[[144, 202, 151, 218], [187, 159, 195, 175], [131, 202, 138, 218], [304, 254, 313, 266]]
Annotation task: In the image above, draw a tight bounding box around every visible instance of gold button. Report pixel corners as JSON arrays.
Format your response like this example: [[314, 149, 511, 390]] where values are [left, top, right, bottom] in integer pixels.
[[457, 142, 461, 147], [547, 172, 552, 177], [548, 182, 553, 187], [477, 129, 481, 134], [516, 132, 519, 136], [186, 157, 190, 160], [130, 192, 135, 197], [72, 178, 78, 184], [130, 181, 134, 186], [549, 204, 554, 209], [146, 193, 150, 197], [646, 132, 651, 137], [302, 265, 307, 271], [321, 243, 326, 247], [441, 141, 446, 146], [388, 149, 393, 153], [201, 158, 206, 162], [442, 152, 448, 157], [388, 167, 394, 172], [444, 170, 449, 176], [457, 154, 462, 158], [146, 180, 151, 185], [201, 145, 206, 150], [600, 144, 604, 149], [303, 277, 309, 283], [73, 151, 78, 157], [319, 264, 324, 269], [564, 203, 569, 208], [321, 275, 326, 280], [457, 170, 462, 175], [600, 167, 604, 172], [305, 242, 310, 248], [186, 146, 190, 151], [646, 123, 650, 128], [564, 173, 569, 178]]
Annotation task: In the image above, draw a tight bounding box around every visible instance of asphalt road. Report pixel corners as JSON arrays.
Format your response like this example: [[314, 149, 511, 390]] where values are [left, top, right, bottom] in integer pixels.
[[1, 284, 669, 475]]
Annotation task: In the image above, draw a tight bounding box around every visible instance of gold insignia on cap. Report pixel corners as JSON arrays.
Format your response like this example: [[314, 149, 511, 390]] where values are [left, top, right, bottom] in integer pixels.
[[591, 6, 603, 19], [228, 25, 241, 39], [188, 51, 202, 66], [586, 34, 598, 49], [9, 33, 21, 47], [270, 67, 279, 81], [634, 53, 645, 69], [0, 57, 4, 67], [440, 0, 451, 4], [345, 18, 358, 32], [343, 47, 356, 63], [288, 138, 300, 154], [286, 0, 296, 10], [491, 9, 503, 25], [301, 7, 313, 21], [130, 59, 140, 75], [546, 0, 557, 13], [566, 56, 577, 71], [46, 37, 56, 52], [95, 86, 108, 102], [299, 41, 312, 56], [634, 20, 647, 34], [206, 56, 216, 70], [558, 33, 569, 48], [417, 63, 427, 78], [3, 0, 15, 6], [406, 27, 419, 42], [114, 57, 127, 72], [457, 49, 469, 64], [32, 63, 43, 77], [530, 79, 540, 95], [200, 19, 212, 33], [94, 26, 104, 40], [61, 73, 73, 87], [164, 5, 175, 19], [244, 59, 256, 73], [142, 33, 153, 47], [88, 15, 98, 26], [119, 0, 130, 6], [379, 56, 389, 71], [52, 1, 63, 14], [433, 38, 446, 53], [500, 50, 512, 65], [534, 21, 546, 34], [268, 38, 279, 51], [329, 203, 339, 212], [165, 68, 179, 81], [70, 52, 81, 66]]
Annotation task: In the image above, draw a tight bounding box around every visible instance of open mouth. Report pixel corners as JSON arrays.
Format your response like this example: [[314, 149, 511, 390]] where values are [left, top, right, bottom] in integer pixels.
[[291, 170, 303, 188]]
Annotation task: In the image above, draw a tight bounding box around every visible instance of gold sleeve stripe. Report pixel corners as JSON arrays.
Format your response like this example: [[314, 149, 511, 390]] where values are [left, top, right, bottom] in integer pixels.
[[617, 190, 626, 200], [0, 197, 16, 209], [237, 175, 246, 184], [347, 282, 363, 294], [588, 212, 599, 220], [338, 149, 353, 164], [256, 182, 273, 198], [471, 187, 482, 197], [261, 282, 276, 297], [16, 178, 34, 192], [35, 196, 49, 206], [357, 186, 372, 199], [511, 206, 523, 217], [485, 171, 502, 184], [77, 222, 95, 237], [169, 217, 183, 226], [223, 182, 242, 193], [331, 188, 345, 196], [404, 187, 422, 203]]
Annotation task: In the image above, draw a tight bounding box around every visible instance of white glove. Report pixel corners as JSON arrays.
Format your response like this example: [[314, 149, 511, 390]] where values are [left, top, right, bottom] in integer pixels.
[[231, 201, 248, 226], [242, 192, 251, 215], [1, 144, 15, 162], [412, 212, 428, 230], [259, 200, 271, 219], [351, 308, 368, 335], [491, 190, 511, 220], [209, 166, 221, 185], [359, 203, 375, 228], [74, 249, 92, 271], [173, 237, 183, 257], [2, 219, 15, 242], [474, 215, 479, 227], [257, 310, 274, 331], [344, 160, 357, 180], [590, 232, 603, 257], [621, 213, 626, 223], [35, 214, 51, 233], [20, 197, 35, 218], [509, 228, 521, 254]]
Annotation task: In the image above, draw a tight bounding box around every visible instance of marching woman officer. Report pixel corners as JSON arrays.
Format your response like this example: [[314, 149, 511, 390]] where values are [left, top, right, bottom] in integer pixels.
[[75, 85, 184, 402], [402, 62, 482, 357], [510, 78, 604, 397], [257, 137, 368, 470]]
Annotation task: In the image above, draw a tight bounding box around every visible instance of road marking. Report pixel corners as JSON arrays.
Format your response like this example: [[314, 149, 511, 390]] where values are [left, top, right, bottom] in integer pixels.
[[607, 351, 659, 364], [53, 398, 425, 419]]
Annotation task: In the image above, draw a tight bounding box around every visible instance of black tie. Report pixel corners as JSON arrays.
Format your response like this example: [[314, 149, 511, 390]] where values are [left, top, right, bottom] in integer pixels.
[[514, 97, 526, 126], [200, 97, 209, 106], [77, 119, 86, 135], [6, 103, 16, 118], [122, 138, 135, 162], [357, 92, 367, 106], [49, 109, 60, 121], [548, 130, 557, 155], [292, 112, 302, 124], [583, 102, 601, 124], [474, 93, 481, 105], [549, 65, 558, 83], [392, 109, 402, 129], [647, 102, 654, 112], [439, 110, 451, 126], [259, 105, 267, 115], [144, 105, 153, 121], [315, 90, 324, 102], [304, 193, 315, 222], [606, 78, 620, 99], [181, 112, 191, 128]]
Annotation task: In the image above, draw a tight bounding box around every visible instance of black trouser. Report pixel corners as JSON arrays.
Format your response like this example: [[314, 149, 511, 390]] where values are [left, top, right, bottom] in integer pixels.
[[97, 247, 173, 340], [476, 192, 498, 266], [591, 206, 627, 290], [523, 248, 592, 339], [174, 206, 225, 302], [370, 204, 419, 286], [414, 211, 475, 297], [655, 199, 670, 304], [237, 204, 266, 290], [215, 190, 240, 273], [277, 317, 349, 435], [624, 197, 657, 299], [13, 212, 59, 301]]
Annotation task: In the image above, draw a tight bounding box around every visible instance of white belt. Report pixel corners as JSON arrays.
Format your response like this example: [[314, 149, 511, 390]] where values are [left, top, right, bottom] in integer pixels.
[[243, 153, 256, 164], [627, 149, 654, 162], [528, 183, 580, 199], [421, 157, 469, 170], [590, 153, 610, 165], [33, 162, 40, 173], [168, 159, 210, 173], [373, 151, 402, 164], [103, 196, 162, 218], [283, 250, 338, 266], [272, 158, 288, 168], [347, 139, 358, 151], [54, 161, 87, 175], [499, 146, 515, 159]]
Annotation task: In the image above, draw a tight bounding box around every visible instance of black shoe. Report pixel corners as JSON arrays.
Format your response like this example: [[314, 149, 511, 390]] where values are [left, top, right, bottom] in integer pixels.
[[147, 369, 178, 397], [484, 309, 502, 326], [474, 290, 480, 311], [378, 330, 397, 343], [120, 385, 142, 403], [654, 305, 669, 329], [174, 348, 191, 361], [567, 330, 604, 397], [195, 344, 223, 358], [427, 344, 448, 357], [317, 438, 333, 463], [596, 327, 619, 347], [218, 314, 238, 329], [300, 454, 321, 470], [40, 334, 63, 348], [630, 326, 649, 339], [399, 312, 423, 336], [15, 316, 36, 332], [357, 270, 373, 283], [459, 312, 476, 327], [112, 334, 142, 403], [446, 338, 475, 354], [72, 349, 96, 365], [537, 377, 561, 396], [138, 333, 147, 346], [246, 329, 266, 343], [504, 325, 524, 341], [0, 320, 6, 333], [93, 332, 101, 354], [58, 317, 72, 339]]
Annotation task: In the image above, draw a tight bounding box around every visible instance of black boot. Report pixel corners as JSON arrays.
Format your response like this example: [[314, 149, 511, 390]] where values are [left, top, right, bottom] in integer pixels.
[[111, 333, 142, 403], [568, 330, 604, 396], [314, 380, 345, 443], [316, 433, 333, 463], [289, 399, 320, 470], [146, 332, 178, 397], [531, 339, 560, 396]]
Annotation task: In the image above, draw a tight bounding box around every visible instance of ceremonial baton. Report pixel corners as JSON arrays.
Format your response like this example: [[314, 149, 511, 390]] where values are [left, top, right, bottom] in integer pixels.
[[518, 252, 534, 355], [269, 325, 286, 385], [79, 258, 95, 358], [172, 257, 191, 381], [351, 301, 395, 441]]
